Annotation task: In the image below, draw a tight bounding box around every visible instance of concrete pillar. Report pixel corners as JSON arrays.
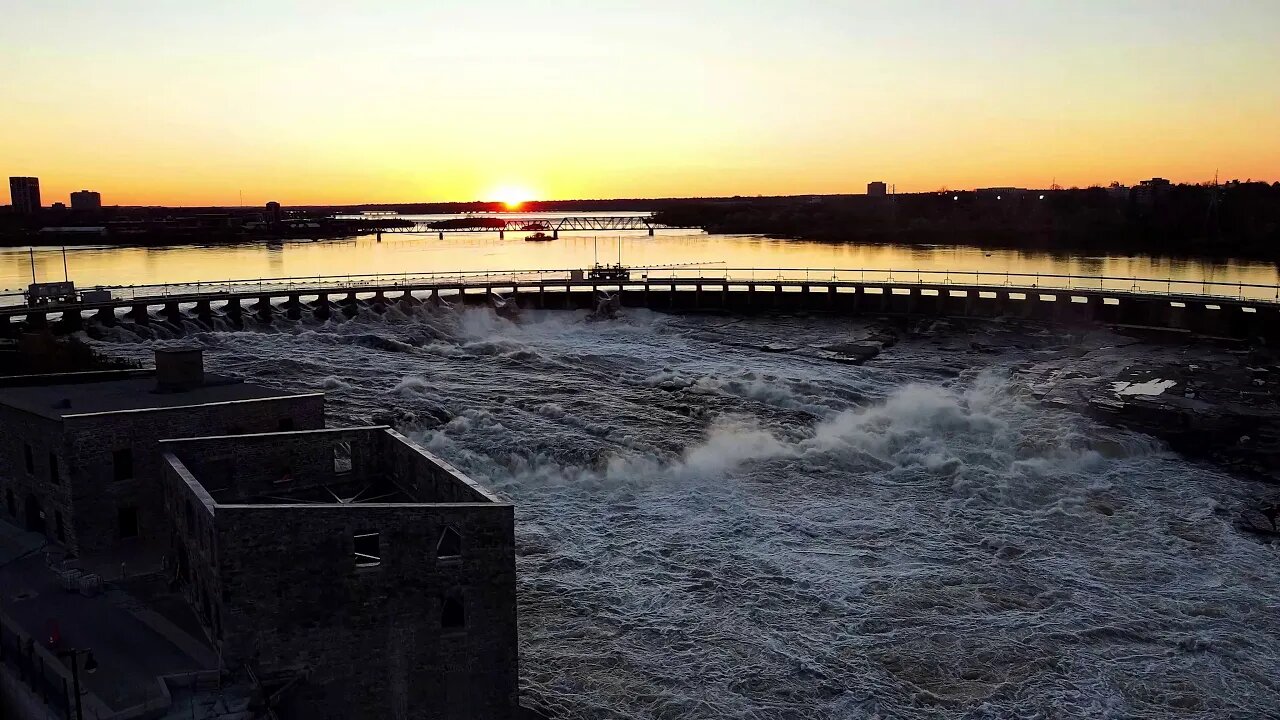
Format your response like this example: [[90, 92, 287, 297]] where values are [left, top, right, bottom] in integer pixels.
[[648, 226, 655, 236], [25, 312, 48, 330], [553, 230, 559, 239], [284, 294, 304, 320], [499, 230, 505, 239], [57, 309, 83, 332], [195, 300, 213, 322], [128, 305, 150, 324], [163, 302, 182, 324], [255, 296, 274, 321], [439, 231, 444, 240], [95, 307, 116, 325]]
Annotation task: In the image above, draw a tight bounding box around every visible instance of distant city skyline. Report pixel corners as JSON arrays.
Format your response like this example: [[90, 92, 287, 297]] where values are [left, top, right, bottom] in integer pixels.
[[3, 1, 1278, 205]]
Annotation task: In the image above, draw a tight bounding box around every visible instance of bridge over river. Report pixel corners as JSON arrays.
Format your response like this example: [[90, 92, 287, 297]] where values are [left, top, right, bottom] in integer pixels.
[[372, 214, 700, 238], [5, 267, 1279, 342]]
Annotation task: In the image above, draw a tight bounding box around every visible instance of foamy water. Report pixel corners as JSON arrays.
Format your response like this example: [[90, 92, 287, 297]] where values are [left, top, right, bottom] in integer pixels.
[[88, 306, 1280, 719]]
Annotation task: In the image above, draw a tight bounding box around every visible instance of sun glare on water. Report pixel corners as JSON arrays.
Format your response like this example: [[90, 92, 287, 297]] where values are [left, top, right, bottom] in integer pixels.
[[492, 185, 534, 210]]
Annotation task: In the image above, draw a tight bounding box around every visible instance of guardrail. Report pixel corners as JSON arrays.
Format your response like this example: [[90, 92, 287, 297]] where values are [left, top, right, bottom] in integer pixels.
[[3, 267, 1279, 309]]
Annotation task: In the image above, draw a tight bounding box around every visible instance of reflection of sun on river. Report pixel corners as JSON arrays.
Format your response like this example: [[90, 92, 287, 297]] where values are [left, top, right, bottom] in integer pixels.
[[2, 225, 1276, 298]]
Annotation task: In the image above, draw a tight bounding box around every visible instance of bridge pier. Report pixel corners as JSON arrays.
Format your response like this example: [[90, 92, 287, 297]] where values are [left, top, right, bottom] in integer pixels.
[[340, 292, 360, 318], [95, 307, 116, 326], [162, 302, 182, 325], [224, 298, 243, 327], [311, 293, 333, 320], [398, 289, 420, 310], [648, 226, 654, 237], [195, 300, 214, 324], [253, 296, 275, 322], [56, 309, 82, 333], [24, 312, 48, 331], [499, 230, 504, 240], [126, 304, 150, 325], [439, 232, 444, 240], [553, 230, 559, 239], [284, 294, 304, 320]]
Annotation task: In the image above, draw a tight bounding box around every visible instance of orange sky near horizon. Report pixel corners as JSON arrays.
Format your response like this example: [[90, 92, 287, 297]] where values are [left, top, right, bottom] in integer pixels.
[[3, 1, 1279, 207]]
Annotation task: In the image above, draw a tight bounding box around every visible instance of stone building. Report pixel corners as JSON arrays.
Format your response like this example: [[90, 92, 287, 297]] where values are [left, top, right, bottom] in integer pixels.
[[160, 426, 518, 720], [0, 348, 324, 555]]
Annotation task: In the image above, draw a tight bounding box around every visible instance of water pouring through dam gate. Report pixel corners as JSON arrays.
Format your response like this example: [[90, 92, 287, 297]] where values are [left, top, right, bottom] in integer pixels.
[[89, 304, 1280, 719]]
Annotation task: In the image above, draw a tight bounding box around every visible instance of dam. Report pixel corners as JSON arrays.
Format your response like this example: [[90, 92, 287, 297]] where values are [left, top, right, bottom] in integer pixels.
[[7, 267, 1280, 342]]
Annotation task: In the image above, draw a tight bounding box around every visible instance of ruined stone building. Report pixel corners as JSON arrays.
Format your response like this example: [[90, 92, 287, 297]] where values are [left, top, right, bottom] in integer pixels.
[[0, 348, 323, 555], [160, 427, 518, 719], [0, 347, 519, 719]]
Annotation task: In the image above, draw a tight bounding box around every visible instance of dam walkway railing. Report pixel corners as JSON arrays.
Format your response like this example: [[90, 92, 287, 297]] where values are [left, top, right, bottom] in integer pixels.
[[4, 267, 1280, 311]]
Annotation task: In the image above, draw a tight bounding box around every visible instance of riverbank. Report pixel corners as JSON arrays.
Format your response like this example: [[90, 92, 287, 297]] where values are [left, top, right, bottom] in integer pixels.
[[653, 182, 1280, 263]]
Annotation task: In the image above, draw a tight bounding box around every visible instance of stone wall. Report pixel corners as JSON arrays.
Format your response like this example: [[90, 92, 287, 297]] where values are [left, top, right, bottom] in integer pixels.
[[0, 405, 76, 548], [216, 503, 517, 720], [59, 393, 324, 554], [380, 429, 498, 503], [159, 428, 519, 720], [163, 427, 382, 504]]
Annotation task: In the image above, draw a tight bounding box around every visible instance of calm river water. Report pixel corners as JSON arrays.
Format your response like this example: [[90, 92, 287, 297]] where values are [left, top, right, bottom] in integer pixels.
[[3, 214, 1278, 299]]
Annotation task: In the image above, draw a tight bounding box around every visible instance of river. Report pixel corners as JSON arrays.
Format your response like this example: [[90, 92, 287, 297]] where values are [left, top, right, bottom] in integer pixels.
[[17, 221, 1280, 717], [83, 288, 1280, 719], [3, 214, 1278, 299]]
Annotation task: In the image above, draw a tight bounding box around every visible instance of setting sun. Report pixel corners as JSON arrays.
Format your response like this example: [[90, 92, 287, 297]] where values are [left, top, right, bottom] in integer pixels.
[[492, 185, 535, 210]]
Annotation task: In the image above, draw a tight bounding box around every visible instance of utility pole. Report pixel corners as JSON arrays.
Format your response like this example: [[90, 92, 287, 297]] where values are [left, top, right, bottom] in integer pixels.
[[28, 248, 36, 284]]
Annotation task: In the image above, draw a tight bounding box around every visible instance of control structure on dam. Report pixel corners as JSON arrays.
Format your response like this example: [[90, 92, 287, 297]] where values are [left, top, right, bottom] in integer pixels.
[[2, 267, 1278, 342]]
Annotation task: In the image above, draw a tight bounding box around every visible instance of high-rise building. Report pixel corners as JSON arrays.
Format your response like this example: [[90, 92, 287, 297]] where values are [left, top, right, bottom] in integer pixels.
[[9, 177, 41, 214], [265, 200, 282, 223], [70, 190, 102, 210], [867, 181, 888, 197]]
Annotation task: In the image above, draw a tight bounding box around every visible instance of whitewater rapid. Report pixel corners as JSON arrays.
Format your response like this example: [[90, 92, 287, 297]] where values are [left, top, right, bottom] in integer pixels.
[[88, 305, 1280, 719]]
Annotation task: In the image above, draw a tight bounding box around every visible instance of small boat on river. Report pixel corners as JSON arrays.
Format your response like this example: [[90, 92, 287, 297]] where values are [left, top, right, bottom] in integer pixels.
[[525, 232, 554, 242]]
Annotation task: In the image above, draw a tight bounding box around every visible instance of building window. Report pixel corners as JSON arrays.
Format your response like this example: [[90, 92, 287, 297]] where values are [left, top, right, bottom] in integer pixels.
[[353, 532, 380, 568], [118, 506, 139, 539], [112, 448, 133, 482], [437, 526, 462, 559], [48, 453, 60, 485], [277, 418, 295, 431], [23, 444, 34, 474], [333, 441, 352, 474], [441, 595, 465, 630]]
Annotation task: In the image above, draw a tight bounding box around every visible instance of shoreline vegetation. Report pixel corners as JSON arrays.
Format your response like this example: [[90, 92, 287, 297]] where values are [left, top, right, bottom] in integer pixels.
[[0, 182, 1276, 263], [651, 181, 1280, 263]]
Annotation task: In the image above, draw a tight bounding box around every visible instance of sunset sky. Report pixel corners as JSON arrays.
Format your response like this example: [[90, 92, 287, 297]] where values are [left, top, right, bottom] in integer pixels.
[[3, 1, 1278, 206]]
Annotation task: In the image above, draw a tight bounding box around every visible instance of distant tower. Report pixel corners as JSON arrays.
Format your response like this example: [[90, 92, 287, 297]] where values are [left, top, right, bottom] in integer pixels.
[[266, 201, 282, 224], [70, 190, 102, 210], [8, 177, 41, 214], [867, 181, 888, 197]]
